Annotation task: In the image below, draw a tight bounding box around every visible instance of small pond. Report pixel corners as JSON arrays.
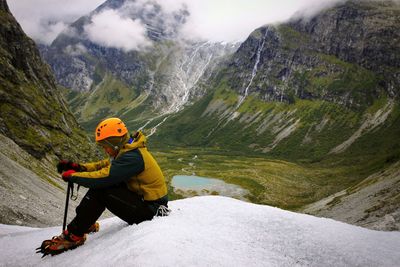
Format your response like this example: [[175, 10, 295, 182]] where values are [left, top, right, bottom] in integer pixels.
[[171, 175, 248, 200]]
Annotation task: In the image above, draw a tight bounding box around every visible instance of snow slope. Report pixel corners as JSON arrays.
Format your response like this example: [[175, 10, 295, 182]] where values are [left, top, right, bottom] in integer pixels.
[[1, 196, 399, 267]]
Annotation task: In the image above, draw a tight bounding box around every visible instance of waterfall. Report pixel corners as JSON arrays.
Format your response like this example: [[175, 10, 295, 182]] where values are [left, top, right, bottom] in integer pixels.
[[236, 28, 269, 109], [206, 29, 269, 138]]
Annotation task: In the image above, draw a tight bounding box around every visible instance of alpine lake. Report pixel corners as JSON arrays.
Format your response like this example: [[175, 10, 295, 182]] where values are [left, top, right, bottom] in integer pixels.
[[153, 147, 376, 211], [171, 175, 249, 200]]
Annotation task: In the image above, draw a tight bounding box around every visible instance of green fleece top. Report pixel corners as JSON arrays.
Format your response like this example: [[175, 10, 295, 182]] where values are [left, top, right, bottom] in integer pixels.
[[70, 149, 144, 188]]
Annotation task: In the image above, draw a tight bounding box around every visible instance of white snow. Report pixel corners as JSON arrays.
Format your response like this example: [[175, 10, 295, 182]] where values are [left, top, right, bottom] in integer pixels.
[[1, 196, 399, 267]]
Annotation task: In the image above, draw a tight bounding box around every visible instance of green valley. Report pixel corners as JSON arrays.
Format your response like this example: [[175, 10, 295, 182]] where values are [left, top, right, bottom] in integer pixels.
[[154, 148, 380, 210]]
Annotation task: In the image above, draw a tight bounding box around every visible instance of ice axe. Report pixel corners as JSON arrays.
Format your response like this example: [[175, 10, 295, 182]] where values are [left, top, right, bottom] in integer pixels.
[[36, 181, 78, 257], [62, 181, 73, 231]]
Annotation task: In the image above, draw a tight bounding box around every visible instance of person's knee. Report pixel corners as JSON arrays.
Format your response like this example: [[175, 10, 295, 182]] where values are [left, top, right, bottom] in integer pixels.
[[76, 189, 105, 214]]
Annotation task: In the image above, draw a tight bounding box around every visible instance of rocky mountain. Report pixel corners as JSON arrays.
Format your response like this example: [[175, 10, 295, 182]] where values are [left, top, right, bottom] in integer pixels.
[[0, 0, 97, 161], [0, 0, 98, 226], [40, 0, 238, 131], [150, 0, 400, 229], [224, 0, 399, 107], [154, 0, 400, 160], [43, 0, 189, 93]]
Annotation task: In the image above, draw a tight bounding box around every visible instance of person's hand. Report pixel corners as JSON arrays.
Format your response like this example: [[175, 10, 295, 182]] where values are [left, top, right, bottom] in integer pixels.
[[62, 170, 76, 182], [57, 160, 81, 173]]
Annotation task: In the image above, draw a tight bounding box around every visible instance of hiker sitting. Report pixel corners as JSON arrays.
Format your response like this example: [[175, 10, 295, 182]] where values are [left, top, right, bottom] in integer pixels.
[[38, 117, 168, 256]]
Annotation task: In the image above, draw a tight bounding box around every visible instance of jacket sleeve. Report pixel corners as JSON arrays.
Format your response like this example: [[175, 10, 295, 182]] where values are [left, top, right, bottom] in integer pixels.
[[70, 149, 145, 188], [79, 159, 110, 172]]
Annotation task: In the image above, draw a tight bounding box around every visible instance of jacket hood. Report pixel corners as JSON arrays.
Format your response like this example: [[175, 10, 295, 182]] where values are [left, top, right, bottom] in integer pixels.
[[119, 131, 147, 154]]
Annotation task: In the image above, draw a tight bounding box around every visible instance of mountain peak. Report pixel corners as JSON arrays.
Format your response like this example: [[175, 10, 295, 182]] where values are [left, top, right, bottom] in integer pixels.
[[56, 0, 190, 45]]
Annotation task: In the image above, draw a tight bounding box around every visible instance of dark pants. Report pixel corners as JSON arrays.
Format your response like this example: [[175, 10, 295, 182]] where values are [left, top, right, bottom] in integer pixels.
[[68, 184, 155, 236]]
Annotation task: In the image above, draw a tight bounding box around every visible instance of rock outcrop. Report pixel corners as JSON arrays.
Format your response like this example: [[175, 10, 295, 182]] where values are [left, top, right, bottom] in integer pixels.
[[0, 0, 96, 161], [0, 0, 104, 226]]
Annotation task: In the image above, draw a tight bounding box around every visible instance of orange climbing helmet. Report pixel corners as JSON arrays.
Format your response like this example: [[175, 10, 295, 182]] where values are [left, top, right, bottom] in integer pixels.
[[95, 117, 128, 142]]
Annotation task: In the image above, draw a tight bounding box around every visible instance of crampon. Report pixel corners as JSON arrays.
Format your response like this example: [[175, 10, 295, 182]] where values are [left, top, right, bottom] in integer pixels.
[[36, 230, 86, 257], [36, 222, 99, 258]]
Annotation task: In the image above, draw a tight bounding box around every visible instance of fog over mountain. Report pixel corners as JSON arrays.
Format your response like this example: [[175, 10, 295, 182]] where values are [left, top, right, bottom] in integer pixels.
[[8, 0, 354, 45]]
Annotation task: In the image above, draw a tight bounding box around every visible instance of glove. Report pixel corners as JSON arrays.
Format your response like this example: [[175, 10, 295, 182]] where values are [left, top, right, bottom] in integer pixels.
[[62, 170, 76, 182], [57, 160, 82, 174]]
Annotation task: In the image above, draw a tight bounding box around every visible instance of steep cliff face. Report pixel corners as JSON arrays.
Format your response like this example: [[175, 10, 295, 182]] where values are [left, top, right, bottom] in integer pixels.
[[224, 0, 399, 108], [290, 0, 400, 93], [0, 0, 95, 161]]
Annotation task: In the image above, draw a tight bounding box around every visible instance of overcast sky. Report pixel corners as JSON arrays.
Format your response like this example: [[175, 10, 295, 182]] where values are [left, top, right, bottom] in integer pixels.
[[8, 0, 380, 47]]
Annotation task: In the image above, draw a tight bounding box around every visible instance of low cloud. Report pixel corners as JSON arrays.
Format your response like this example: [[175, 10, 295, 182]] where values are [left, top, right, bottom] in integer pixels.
[[10, 0, 397, 45], [180, 0, 347, 42], [84, 9, 151, 51], [8, 0, 104, 45], [15, 18, 69, 45]]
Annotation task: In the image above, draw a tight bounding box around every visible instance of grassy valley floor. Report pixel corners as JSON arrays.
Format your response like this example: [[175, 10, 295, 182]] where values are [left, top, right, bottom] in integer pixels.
[[152, 147, 382, 211]]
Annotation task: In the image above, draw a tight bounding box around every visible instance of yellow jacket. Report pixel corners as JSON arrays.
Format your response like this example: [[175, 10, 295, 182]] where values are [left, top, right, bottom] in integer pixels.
[[70, 132, 167, 201]]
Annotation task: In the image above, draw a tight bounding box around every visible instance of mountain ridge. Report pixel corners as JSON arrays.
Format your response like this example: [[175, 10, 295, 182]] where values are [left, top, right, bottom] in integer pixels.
[[0, 0, 97, 161], [0, 0, 101, 226], [152, 0, 400, 159]]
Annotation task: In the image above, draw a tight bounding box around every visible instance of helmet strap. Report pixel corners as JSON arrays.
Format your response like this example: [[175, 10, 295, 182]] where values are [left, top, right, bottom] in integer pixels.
[[103, 139, 120, 152], [102, 134, 129, 152]]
